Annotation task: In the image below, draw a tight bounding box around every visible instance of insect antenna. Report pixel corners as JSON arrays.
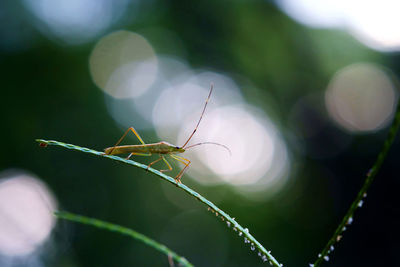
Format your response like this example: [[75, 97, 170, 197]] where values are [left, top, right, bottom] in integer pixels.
[[185, 142, 232, 156], [181, 83, 214, 148]]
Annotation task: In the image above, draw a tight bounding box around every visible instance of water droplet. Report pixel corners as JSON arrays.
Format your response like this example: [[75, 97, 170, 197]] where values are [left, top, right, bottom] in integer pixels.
[[226, 221, 231, 228], [258, 252, 262, 257], [309, 264, 314, 267], [244, 228, 249, 233], [324, 255, 329, 261], [262, 255, 267, 262], [239, 231, 243, 236], [330, 245, 334, 251], [232, 217, 236, 221], [318, 254, 321, 258], [342, 226, 347, 231], [244, 238, 250, 244], [347, 217, 353, 225], [363, 192, 367, 198], [233, 227, 237, 232], [358, 200, 363, 207], [251, 244, 255, 250]]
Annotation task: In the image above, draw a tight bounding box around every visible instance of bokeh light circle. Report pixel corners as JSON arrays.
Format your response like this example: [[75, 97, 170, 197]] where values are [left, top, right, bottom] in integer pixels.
[[178, 104, 290, 196], [191, 106, 274, 183], [149, 75, 290, 198], [152, 72, 244, 144], [0, 170, 57, 256], [276, 0, 346, 28], [23, 0, 129, 44], [325, 63, 397, 133], [90, 30, 158, 99], [346, 0, 400, 51], [276, 0, 400, 51]]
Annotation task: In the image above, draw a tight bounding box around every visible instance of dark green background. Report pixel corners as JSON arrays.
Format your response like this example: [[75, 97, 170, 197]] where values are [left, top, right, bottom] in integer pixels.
[[1, 0, 399, 266]]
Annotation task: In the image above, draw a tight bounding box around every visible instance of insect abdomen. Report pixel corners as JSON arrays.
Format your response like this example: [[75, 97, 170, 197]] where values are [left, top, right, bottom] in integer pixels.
[[104, 145, 151, 155], [104, 142, 179, 155]]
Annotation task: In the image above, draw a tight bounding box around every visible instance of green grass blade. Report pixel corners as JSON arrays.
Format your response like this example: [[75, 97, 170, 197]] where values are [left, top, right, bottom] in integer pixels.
[[54, 210, 193, 267], [312, 98, 400, 266], [36, 139, 282, 266]]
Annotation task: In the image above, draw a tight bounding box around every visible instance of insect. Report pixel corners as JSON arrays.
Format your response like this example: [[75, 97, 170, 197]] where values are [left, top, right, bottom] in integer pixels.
[[104, 84, 231, 183]]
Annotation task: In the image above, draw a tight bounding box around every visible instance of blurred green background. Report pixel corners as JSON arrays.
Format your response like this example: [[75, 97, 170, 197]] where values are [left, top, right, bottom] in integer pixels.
[[1, 0, 400, 266]]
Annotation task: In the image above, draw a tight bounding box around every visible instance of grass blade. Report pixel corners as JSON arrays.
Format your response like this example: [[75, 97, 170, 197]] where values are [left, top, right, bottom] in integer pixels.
[[37, 139, 282, 266], [54, 210, 193, 267], [312, 97, 400, 266]]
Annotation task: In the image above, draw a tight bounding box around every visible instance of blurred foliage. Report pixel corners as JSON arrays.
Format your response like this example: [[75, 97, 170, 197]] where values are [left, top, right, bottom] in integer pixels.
[[1, 0, 399, 266]]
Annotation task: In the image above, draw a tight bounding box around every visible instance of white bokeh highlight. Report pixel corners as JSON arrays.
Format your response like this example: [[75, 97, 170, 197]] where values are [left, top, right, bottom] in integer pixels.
[[0, 171, 57, 256], [23, 0, 129, 44], [152, 72, 244, 143], [325, 63, 397, 132], [90, 30, 158, 99], [178, 104, 290, 195], [276, 0, 400, 51], [151, 76, 290, 196]]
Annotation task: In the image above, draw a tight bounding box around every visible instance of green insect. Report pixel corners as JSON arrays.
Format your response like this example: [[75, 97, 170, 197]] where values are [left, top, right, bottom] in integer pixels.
[[104, 84, 231, 183]]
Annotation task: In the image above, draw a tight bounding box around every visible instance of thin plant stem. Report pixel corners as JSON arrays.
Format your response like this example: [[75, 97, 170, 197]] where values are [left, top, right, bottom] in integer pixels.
[[54, 210, 193, 267], [312, 98, 400, 266], [36, 139, 282, 266]]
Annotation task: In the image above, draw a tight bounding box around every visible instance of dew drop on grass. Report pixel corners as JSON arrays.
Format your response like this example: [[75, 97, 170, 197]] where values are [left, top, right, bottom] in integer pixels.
[[330, 245, 334, 251], [347, 217, 353, 225], [358, 200, 364, 207], [324, 255, 329, 261], [239, 231, 243, 236], [251, 244, 255, 250], [226, 221, 231, 228], [342, 226, 347, 231], [262, 255, 267, 262], [244, 228, 249, 233]]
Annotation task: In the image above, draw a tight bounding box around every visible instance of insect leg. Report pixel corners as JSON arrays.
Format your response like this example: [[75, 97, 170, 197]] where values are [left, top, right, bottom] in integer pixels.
[[107, 127, 146, 155], [170, 154, 191, 183], [147, 155, 173, 173], [159, 156, 173, 173], [147, 156, 163, 170]]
